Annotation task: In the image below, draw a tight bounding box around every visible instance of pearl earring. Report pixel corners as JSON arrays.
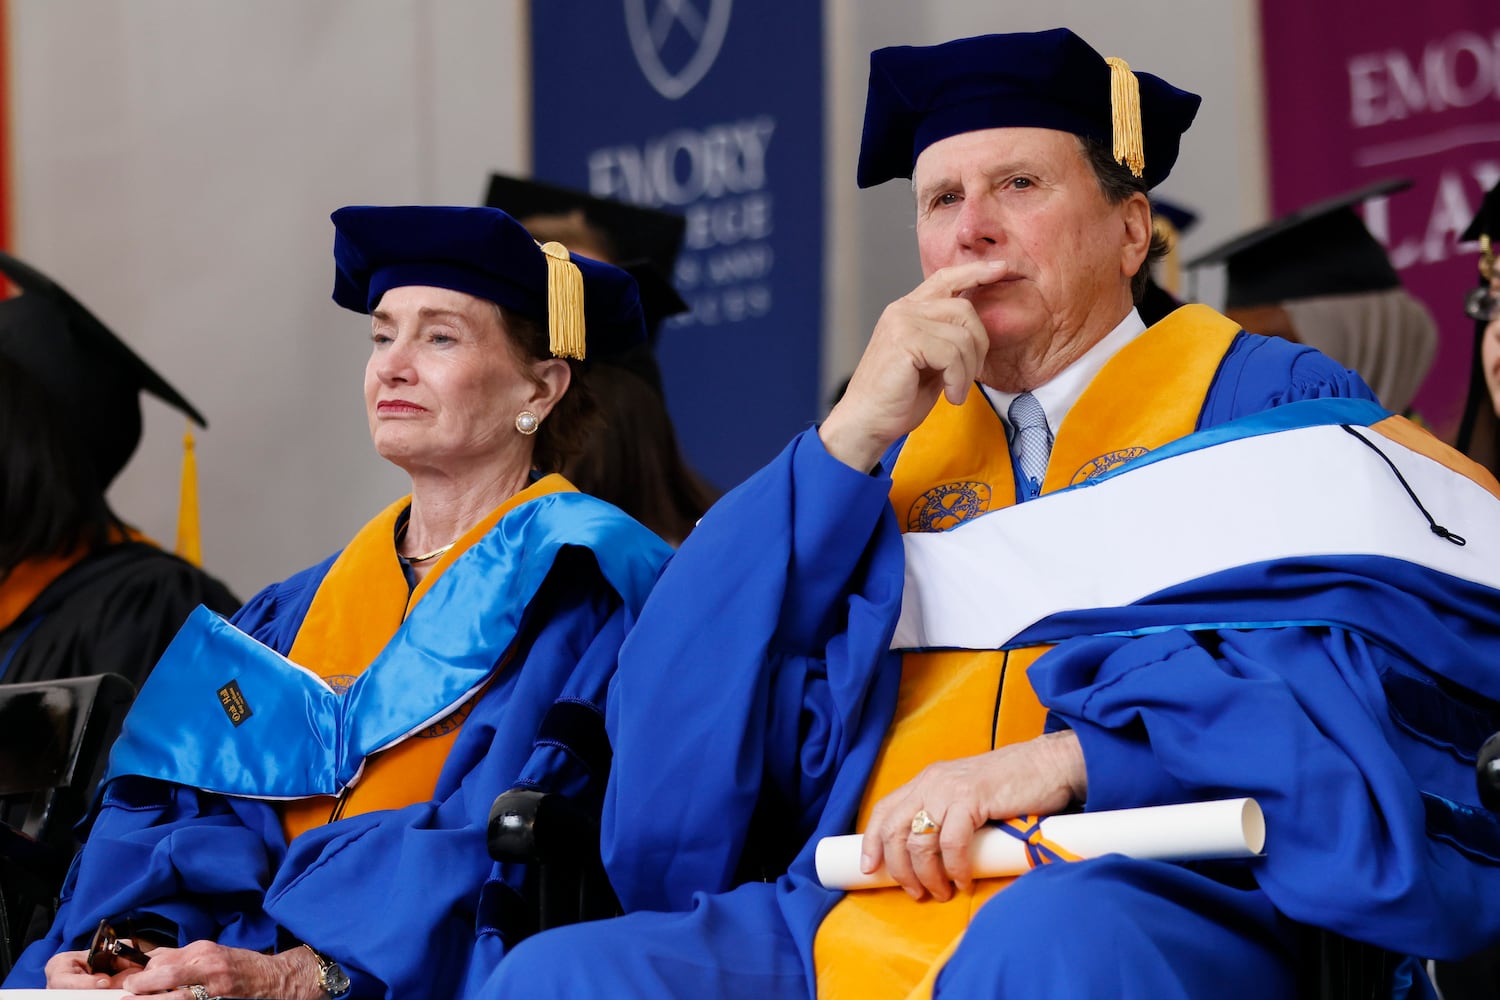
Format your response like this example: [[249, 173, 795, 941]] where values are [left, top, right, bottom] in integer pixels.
[[515, 410, 540, 435]]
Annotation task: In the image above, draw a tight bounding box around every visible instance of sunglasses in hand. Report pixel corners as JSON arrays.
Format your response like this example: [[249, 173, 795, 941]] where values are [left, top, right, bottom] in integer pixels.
[[86, 918, 152, 974]]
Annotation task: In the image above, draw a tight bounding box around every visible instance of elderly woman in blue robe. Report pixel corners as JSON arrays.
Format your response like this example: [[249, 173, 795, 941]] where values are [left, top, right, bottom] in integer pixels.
[[4, 206, 670, 1000]]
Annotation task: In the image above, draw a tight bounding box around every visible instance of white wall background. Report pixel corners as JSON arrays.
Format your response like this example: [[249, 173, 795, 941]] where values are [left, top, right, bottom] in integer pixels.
[[11, 1, 1266, 599]]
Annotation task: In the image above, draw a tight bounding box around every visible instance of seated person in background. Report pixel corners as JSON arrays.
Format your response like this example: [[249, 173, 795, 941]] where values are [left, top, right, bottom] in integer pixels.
[[1187, 178, 1438, 418], [1135, 196, 1197, 326], [4, 206, 671, 1000], [485, 174, 718, 545], [559, 360, 718, 547], [1457, 178, 1500, 478], [478, 28, 1500, 1000], [0, 249, 238, 689]]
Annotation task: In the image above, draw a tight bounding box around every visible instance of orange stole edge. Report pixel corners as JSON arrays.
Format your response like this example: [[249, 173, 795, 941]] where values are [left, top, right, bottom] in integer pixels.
[[1, 552, 88, 632], [0, 527, 151, 632], [1372, 416, 1500, 503]]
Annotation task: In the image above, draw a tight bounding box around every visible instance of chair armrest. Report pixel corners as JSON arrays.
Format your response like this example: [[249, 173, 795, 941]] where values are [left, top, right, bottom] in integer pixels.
[[486, 788, 620, 933], [1478, 732, 1500, 811], [487, 788, 603, 865]]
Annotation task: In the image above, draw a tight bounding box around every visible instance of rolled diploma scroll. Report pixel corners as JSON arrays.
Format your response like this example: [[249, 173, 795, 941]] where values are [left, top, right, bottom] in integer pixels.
[[816, 797, 1265, 890]]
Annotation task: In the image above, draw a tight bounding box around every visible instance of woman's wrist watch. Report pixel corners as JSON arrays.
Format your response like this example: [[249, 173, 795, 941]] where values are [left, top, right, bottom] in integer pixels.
[[302, 943, 352, 998]]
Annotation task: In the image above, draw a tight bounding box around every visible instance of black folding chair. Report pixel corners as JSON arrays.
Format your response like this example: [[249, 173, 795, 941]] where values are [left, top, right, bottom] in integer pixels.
[[0, 673, 135, 977], [487, 788, 620, 938]]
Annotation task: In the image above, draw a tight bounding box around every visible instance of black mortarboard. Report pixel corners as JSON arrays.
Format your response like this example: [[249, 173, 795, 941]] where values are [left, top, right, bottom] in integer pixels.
[[330, 205, 647, 360], [0, 250, 206, 489], [1464, 178, 1500, 287], [618, 258, 689, 337], [484, 174, 687, 283], [856, 28, 1201, 190], [1185, 178, 1410, 309], [1463, 179, 1500, 244]]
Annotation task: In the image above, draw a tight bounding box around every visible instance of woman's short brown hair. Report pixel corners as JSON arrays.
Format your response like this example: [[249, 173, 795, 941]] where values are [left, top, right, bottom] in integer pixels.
[[494, 304, 600, 474]]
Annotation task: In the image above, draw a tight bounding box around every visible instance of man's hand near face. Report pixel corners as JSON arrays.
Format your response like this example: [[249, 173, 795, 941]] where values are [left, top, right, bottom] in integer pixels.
[[819, 260, 1007, 472]]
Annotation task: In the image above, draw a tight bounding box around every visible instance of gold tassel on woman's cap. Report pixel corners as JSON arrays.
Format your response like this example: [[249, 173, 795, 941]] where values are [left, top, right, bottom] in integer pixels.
[[539, 241, 586, 360], [1105, 56, 1145, 179]]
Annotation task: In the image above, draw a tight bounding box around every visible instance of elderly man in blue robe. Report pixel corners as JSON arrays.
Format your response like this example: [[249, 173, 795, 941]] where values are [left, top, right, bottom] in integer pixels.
[[474, 27, 1500, 1000]]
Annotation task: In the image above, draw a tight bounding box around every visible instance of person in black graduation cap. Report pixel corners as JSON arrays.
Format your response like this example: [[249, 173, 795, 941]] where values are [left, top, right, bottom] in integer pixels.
[[0, 250, 239, 692], [476, 26, 1500, 1000], [1186, 178, 1438, 417], [485, 174, 718, 545], [7, 206, 672, 1000], [1455, 178, 1500, 478]]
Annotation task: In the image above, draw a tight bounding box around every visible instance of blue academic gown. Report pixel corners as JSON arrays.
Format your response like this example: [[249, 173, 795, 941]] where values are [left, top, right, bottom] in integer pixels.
[[6, 494, 670, 1000], [473, 331, 1500, 1000]]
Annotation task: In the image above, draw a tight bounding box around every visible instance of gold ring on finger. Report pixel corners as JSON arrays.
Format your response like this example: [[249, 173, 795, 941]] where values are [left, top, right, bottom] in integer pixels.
[[910, 808, 940, 836]]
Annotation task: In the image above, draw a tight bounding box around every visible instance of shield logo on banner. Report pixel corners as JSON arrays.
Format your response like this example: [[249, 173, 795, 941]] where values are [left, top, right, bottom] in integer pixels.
[[624, 0, 733, 101]]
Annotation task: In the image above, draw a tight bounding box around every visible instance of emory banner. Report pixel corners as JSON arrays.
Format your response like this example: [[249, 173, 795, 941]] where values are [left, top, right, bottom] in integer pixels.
[[1259, 3, 1500, 434], [530, 1, 823, 489]]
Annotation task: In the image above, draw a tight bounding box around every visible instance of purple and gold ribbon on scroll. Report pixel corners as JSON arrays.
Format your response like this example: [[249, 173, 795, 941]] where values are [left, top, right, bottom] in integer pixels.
[[997, 814, 1085, 868], [814, 798, 1265, 891]]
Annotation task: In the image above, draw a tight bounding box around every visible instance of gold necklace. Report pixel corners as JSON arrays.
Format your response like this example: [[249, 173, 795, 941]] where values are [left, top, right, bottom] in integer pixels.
[[395, 522, 456, 564], [403, 542, 455, 564]]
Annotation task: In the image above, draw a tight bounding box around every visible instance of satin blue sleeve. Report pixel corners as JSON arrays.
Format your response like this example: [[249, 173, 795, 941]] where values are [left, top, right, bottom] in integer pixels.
[[1031, 625, 1500, 960], [1198, 332, 1378, 429], [600, 428, 905, 914]]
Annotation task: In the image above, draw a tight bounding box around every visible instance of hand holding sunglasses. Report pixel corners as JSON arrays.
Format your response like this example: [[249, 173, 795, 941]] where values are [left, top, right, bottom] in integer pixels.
[[85, 918, 152, 975]]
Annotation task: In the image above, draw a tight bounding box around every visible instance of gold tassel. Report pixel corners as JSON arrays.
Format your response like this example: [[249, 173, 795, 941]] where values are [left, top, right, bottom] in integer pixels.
[[1481, 234, 1494, 283], [1105, 56, 1145, 179], [175, 423, 203, 567], [1153, 215, 1181, 296], [540, 241, 586, 360]]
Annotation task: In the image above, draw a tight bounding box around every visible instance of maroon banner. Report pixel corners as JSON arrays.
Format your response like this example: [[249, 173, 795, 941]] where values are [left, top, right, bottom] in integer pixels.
[[1259, 5, 1500, 435]]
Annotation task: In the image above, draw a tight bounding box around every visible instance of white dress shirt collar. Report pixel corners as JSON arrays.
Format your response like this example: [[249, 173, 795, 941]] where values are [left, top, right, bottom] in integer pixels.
[[981, 308, 1147, 439]]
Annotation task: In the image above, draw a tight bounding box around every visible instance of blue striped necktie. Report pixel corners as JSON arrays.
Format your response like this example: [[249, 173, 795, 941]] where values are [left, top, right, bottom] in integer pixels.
[[1008, 392, 1053, 501]]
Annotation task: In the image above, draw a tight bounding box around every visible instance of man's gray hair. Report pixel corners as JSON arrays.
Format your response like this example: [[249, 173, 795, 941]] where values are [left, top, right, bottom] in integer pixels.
[[1076, 135, 1169, 304]]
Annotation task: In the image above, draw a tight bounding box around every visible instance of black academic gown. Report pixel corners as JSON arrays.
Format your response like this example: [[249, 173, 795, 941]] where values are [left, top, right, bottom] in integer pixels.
[[0, 541, 239, 691]]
